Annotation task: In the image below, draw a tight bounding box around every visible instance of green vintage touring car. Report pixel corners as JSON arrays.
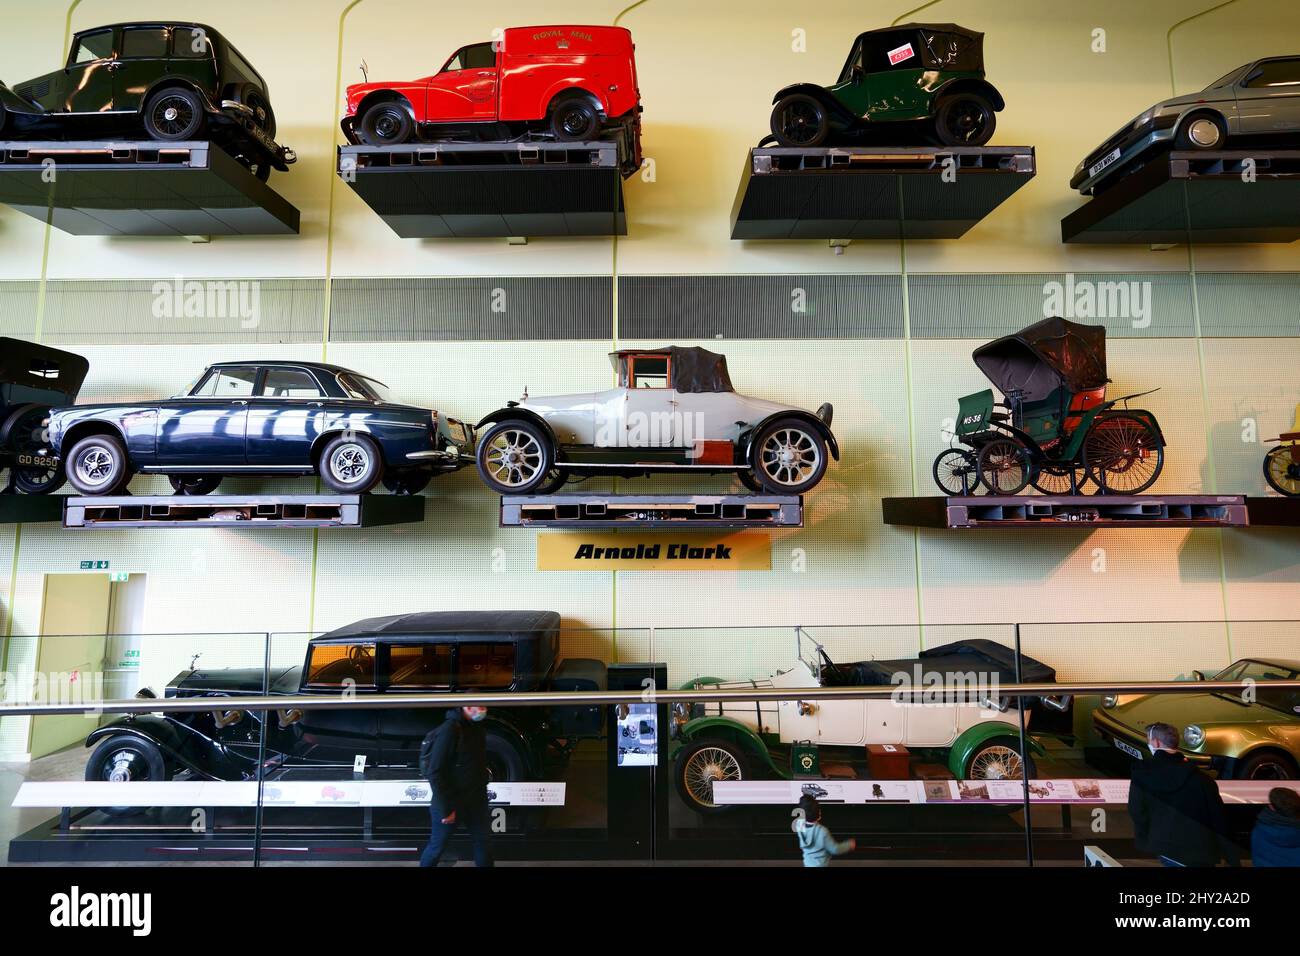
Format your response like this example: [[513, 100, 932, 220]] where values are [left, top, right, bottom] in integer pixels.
[[767, 23, 1004, 148]]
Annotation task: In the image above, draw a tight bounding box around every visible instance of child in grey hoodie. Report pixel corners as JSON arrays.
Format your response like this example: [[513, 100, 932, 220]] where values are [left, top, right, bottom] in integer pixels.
[[795, 794, 855, 867]]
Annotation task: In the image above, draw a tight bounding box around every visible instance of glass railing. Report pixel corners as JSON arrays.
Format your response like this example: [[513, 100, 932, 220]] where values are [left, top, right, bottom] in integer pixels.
[[1, 621, 1295, 867]]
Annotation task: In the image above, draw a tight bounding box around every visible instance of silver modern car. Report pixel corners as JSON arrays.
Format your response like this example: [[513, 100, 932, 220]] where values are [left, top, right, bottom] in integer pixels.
[[1071, 55, 1300, 195]]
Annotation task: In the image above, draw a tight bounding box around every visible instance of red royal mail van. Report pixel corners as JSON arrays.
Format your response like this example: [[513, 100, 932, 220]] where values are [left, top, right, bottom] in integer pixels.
[[343, 24, 642, 175]]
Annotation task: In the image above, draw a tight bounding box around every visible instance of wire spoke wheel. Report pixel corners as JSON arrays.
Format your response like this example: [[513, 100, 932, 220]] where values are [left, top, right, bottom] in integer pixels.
[[682, 746, 742, 808], [1084, 414, 1164, 494], [484, 429, 545, 488], [1263, 446, 1300, 497], [976, 439, 1031, 494], [1030, 464, 1089, 496], [151, 94, 196, 137], [759, 427, 821, 488], [933, 448, 979, 495], [969, 744, 1024, 781]]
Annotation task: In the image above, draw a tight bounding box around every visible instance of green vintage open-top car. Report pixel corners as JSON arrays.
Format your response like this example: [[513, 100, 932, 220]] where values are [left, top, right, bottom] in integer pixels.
[[1094, 658, 1300, 780], [933, 318, 1166, 496], [767, 23, 1004, 148]]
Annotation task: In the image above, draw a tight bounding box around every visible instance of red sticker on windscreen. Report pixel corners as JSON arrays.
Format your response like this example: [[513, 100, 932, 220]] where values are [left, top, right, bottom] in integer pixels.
[[888, 43, 915, 65]]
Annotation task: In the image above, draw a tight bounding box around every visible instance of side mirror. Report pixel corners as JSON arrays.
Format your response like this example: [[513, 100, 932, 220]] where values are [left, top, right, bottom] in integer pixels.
[[1193, 670, 1207, 682]]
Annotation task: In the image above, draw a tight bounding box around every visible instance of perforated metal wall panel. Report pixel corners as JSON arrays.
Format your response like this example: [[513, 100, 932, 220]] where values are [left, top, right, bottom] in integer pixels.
[[328, 276, 612, 342], [1196, 273, 1300, 337], [616, 274, 904, 339], [0, 281, 39, 338]]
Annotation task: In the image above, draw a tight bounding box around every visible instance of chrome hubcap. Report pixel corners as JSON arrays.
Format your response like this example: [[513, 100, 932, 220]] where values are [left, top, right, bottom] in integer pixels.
[[78, 448, 114, 485], [107, 751, 137, 783], [330, 444, 370, 483], [1189, 119, 1220, 147]]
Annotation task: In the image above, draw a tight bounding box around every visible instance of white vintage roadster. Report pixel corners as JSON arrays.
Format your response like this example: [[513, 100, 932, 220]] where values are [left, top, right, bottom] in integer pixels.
[[473, 346, 838, 495]]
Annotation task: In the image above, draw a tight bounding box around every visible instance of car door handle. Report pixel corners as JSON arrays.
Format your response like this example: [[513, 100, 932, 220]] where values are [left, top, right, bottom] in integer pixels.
[[105, 60, 123, 72], [309, 402, 324, 408], [232, 400, 249, 406]]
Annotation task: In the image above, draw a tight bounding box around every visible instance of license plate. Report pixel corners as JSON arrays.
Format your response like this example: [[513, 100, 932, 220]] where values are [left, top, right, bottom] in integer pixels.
[[1114, 738, 1143, 760], [17, 453, 58, 469], [1089, 147, 1122, 179]]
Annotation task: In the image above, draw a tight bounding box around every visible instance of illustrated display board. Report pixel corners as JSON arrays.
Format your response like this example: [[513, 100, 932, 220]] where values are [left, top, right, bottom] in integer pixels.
[[615, 702, 658, 767]]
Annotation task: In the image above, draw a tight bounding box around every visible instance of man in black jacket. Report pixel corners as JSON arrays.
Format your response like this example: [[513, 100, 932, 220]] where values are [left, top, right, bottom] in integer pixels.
[[1250, 787, 1300, 867], [418, 705, 493, 867], [1128, 722, 1238, 867]]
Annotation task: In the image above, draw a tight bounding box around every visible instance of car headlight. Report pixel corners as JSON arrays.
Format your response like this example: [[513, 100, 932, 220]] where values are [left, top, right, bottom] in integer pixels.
[[1183, 724, 1205, 749], [1101, 694, 1118, 709], [1132, 108, 1156, 130]]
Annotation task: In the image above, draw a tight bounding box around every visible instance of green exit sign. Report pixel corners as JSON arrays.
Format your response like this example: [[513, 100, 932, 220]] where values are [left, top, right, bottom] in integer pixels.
[[79, 561, 110, 571], [109, 572, 130, 583]]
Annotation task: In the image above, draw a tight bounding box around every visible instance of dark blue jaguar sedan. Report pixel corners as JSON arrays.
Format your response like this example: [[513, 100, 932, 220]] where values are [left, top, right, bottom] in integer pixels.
[[48, 360, 471, 496]]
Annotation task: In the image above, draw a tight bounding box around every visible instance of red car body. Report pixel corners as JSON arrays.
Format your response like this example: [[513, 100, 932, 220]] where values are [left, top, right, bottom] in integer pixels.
[[342, 25, 642, 174]]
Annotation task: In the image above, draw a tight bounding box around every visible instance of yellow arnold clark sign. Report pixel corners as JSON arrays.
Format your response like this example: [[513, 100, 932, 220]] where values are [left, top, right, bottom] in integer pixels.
[[537, 533, 772, 571]]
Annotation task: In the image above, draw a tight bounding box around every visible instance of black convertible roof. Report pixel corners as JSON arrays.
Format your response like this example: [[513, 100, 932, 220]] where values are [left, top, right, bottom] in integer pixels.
[[972, 317, 1108, 403], [855, 23, 984, 72], [611, 346, 734, 394], [0, 338, 89, 400], [317, 610, 561, 643], [839, 639, 1056, 686]]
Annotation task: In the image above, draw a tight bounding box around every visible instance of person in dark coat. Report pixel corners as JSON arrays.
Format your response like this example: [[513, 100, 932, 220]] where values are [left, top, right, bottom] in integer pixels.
[[1250, 787, 1300, 867], [1128, 722, 1239, 867], [419, 705, 493, 867]]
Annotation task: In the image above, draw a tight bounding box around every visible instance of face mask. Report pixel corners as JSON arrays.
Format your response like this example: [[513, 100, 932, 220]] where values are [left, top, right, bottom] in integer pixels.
[[465, 708, 486, 722]]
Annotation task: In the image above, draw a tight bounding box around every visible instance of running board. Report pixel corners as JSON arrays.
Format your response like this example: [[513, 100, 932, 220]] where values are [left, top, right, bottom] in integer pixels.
[[501, 494, 802, 529]]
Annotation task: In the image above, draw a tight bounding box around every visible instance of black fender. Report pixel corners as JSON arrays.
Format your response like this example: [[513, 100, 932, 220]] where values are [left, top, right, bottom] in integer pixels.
[[474, 407, 560, 453], [0, 403, 48, 449], [352, 89, 417, 125], [1098, 407, 1166, 448], [0, 81, 44, 116], [930, 77, 1005, 112], [740, 410, 840, 464], [770, 83, 858, 126], [85, 716, 218, 779]]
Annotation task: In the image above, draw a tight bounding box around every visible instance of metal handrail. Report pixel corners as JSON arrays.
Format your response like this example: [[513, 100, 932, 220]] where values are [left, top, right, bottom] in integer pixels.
[[0, 679, 1294, 717]]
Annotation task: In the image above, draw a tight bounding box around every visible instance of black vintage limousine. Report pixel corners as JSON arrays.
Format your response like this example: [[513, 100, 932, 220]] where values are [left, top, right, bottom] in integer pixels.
[[48, 360, 471, 496], [84, 611, 607, 810]]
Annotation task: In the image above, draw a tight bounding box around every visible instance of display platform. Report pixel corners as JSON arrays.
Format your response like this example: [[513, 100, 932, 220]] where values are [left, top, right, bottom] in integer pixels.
[[0, 493, 64, 524], [500, 493, 803, 528], [62, 494, 425, 529], [1244, 496, 1300, 526], [1062, 149, 1300, 244], [882, 494, 1249, 529], [338, 141, 627, 238], [0, 141, 300, 237], [730, 145, 1034, 240]]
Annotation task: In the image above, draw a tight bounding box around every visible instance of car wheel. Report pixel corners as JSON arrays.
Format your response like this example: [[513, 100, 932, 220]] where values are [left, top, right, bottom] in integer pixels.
[[381, 470, 432, 496], [319, 434, 384, 494], [934, 93, 996, 147], [770, 93, 829, 147], [751, 418, 828, 494], [7, 406, 65, 495], [1176, 112, 1226, 150], [966, 739, 1036, 780], [1083, 413, 1164, 494], [933, 448, 979, 495], [549, 97, 600, 141], [1030, 464, 1090, 496], [736, 469, 764, 494], [168, 475, 222, 496], [1263, 446, 1300, 497], [85, 735, 167, 817], [66, 433, 132, 496], [675, 738, 747, 813], [358, 100, 414, 146], [476, 420, 554, 494], [976, 439, 1032, 495], [1234, 750, 1297, 781], [484, 731, 527, 783], [533, 468, 570, 495], [143, 87, 205, 141]]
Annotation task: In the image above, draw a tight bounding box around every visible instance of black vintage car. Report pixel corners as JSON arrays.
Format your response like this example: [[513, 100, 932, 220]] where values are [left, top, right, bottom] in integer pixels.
[[0, 22, 295, 180], [47, 360, 471, 496], [0, 338, 88, 495], [84, 611, 607, 807]]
